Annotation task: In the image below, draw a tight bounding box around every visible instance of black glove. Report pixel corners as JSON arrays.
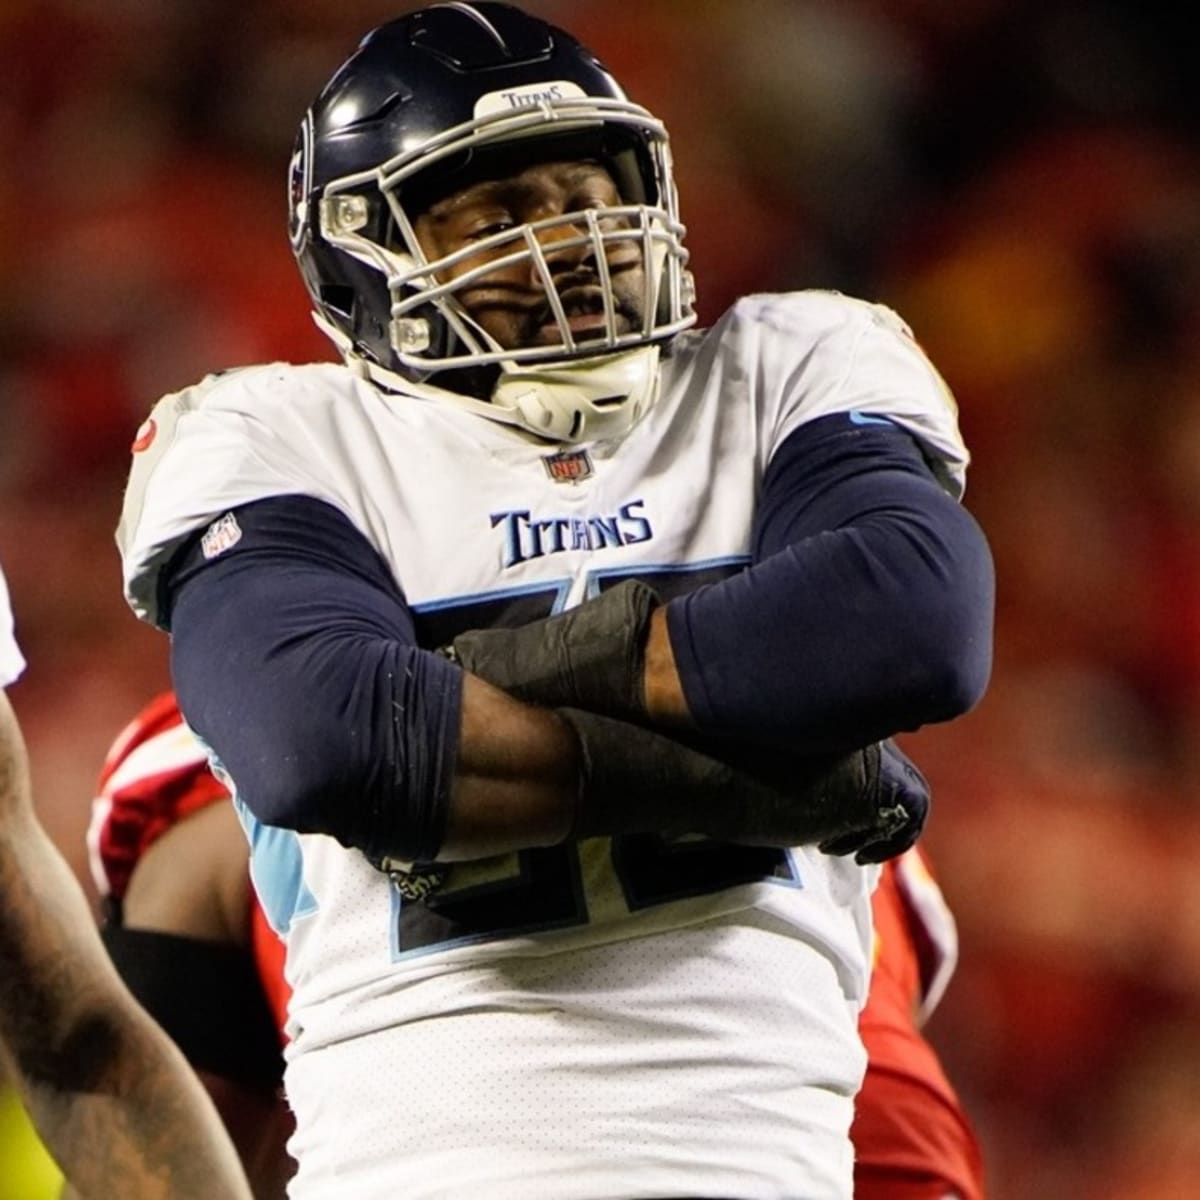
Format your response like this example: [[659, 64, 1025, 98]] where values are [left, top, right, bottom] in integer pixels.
[[815, 739, 929, 864], [446, 579, 659, 721], [560, 710, 928, 863]]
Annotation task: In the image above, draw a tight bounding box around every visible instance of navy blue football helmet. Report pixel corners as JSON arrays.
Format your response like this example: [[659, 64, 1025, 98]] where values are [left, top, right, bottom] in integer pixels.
[[289, 2, 696, 441]]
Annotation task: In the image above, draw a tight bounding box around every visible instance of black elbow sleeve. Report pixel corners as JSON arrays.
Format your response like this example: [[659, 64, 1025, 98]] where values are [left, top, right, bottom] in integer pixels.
[[101, 926, 283, 1090]]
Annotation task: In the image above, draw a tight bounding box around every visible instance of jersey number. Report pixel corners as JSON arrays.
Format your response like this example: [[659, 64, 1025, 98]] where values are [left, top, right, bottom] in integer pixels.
[[395, 835, 798, 958], [246, 563, 800, 953], [396, 563, 798, 958]]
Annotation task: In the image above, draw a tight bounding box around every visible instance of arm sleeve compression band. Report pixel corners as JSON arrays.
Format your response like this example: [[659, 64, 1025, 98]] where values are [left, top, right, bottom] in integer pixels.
[[667, 414, 995, 752], [101, 926, 283, 1091], [164, 495, 462, 862]]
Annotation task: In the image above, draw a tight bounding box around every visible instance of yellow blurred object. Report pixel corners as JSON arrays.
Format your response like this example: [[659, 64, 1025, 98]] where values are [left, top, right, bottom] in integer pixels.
[[0, 1087, 63, 1200]]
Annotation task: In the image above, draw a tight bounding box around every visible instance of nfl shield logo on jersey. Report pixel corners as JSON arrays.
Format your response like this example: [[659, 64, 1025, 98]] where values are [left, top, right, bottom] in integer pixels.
[[201, 512, 243, 560], [542, 448, 593, 485]]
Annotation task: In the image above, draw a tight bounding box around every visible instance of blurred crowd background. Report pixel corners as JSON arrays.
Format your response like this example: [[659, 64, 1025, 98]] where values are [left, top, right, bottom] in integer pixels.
[[2, 1, 1199, 1196]]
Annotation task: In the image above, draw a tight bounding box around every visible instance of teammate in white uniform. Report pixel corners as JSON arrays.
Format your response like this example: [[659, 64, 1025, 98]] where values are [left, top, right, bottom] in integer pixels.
[[0, 565, 252, 1198], [0, 570, 23, 688], [117, 5, 995, 1197]]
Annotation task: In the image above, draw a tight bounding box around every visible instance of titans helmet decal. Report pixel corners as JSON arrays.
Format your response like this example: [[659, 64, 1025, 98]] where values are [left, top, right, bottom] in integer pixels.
[[288, 112, 314, 253]]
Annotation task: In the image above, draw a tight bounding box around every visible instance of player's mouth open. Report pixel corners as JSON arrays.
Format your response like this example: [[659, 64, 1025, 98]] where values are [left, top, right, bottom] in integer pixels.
[[536, 303, 620, 345]]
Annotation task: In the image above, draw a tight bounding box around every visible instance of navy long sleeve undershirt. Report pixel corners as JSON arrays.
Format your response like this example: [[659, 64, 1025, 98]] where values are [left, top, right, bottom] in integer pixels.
[[667, 413, 995, 752], [164, 496, 462, 862]]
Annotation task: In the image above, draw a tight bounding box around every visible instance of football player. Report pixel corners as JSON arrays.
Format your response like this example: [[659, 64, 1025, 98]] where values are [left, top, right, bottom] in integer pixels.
[[0, 566, 252, 1199], [116, 5, 994, 1196], [91, 690, 987, 1199], [854, 847, 987, 1199], [88, 692, 293, 1199]]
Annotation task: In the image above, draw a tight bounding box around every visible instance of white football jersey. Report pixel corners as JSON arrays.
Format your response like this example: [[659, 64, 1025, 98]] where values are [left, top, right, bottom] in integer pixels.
[[118, 291, 969, 1200], [0, 564, 25, 688]]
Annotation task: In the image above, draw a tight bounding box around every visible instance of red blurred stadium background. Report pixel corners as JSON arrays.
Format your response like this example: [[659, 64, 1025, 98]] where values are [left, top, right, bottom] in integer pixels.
[[2, 2, 1199, 1195]]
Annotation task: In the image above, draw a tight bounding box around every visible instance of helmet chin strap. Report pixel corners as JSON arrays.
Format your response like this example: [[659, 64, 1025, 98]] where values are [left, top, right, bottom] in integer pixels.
[[488, 345, 662, 443], [315, 308, 662, 445], [429, 278, 664, 442]]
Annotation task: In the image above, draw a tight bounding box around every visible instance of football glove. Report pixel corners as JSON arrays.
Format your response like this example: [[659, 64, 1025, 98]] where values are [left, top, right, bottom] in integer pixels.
[[445, 579, 658, 721], [560, 711, 929, 863], [815, 738, 929, 864]]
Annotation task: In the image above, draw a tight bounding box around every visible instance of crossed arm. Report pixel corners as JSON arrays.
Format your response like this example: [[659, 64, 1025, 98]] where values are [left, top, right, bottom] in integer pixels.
[[0, 691, 252, 1200], [165, 416, 993, 865]]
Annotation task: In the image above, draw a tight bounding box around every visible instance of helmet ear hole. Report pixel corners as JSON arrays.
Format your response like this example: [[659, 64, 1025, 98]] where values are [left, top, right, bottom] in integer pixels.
[[319, 284, 356, 319]]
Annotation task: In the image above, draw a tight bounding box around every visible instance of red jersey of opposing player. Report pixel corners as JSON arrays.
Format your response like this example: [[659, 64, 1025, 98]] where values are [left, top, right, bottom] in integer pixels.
[[88, 691, 289, 1039], [89, 692, 984, 1197], [854, 841, 986, 1199]]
